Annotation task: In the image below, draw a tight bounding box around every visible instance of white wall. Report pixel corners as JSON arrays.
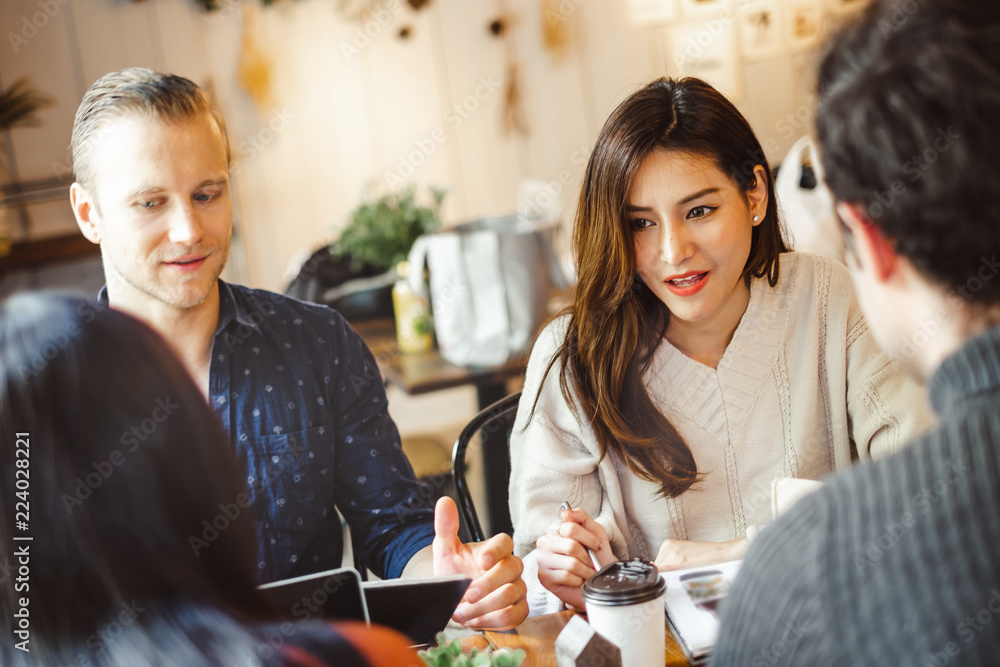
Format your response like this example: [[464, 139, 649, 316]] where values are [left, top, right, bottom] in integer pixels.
[[0, 0, 838, 292]]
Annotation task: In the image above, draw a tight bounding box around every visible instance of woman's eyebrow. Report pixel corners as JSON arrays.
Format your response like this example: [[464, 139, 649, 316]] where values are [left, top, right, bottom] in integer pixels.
[[676, 187, 719, 206]]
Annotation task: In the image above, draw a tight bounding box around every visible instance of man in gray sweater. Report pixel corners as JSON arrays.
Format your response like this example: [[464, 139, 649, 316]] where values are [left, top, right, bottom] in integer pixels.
[[714, 1, 1000, 665]]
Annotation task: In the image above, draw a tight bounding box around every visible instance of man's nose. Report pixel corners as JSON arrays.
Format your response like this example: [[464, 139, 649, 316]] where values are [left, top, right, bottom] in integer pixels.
[[166, 203, 203, 246]]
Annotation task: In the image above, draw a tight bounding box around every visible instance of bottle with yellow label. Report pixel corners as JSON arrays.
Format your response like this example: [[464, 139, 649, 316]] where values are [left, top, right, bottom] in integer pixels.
[[392, 260, 434, 353]]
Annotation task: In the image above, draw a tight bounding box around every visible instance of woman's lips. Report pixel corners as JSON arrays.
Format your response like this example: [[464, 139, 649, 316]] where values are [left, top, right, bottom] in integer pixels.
[[664, 271, 709, 296]]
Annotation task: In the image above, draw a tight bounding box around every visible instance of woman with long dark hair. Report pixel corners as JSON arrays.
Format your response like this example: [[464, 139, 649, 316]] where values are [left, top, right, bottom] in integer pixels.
[[0, 293, 419, 666], [509, 77, 932, 612]]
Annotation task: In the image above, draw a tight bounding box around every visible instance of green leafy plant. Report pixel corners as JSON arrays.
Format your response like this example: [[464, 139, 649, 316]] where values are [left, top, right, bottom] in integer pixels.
[[333, 185, 445, 273], [418, 633, 525, 667]]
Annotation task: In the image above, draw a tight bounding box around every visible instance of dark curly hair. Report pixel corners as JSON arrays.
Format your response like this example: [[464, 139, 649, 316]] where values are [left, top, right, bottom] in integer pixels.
[[816, 0, 1000, 304]]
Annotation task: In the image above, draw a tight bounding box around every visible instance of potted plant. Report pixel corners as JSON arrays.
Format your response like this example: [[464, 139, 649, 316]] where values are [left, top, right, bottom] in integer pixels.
[[419, 633, 525, 667], [284, 185, 444, 321], [334, 185, 445, 272]]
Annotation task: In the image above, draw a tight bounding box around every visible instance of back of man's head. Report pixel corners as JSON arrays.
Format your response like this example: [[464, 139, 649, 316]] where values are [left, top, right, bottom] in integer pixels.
[[816, 0, 1000, 306], [71, 68, 230, 196]]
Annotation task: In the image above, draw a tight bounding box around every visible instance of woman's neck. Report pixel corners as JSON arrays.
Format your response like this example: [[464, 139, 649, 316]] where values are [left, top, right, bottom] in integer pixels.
[[665, 280, 752, 369]]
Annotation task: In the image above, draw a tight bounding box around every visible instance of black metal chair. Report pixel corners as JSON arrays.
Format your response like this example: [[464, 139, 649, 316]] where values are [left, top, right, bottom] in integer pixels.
[[451, 391, 522, 543]]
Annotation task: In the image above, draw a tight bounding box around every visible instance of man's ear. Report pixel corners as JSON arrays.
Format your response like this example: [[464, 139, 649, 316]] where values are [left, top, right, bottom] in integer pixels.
[[836, 202, 897, 282], [70, 182, 101, 244], [747, 164, 769, 225]]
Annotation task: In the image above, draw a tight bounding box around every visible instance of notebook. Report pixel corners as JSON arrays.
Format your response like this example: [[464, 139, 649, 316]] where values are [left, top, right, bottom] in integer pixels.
[[662, 560, 743, 664], [259, 567, 470, 647]]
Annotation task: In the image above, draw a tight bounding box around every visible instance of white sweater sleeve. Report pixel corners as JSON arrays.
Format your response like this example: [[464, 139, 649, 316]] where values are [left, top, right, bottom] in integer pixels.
[[509, 318, 629, 561], [843, 286, 935, 460]]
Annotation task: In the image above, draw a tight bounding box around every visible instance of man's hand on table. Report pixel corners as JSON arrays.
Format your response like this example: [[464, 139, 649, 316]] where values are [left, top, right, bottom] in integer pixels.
[[432, 497, 528, 631]]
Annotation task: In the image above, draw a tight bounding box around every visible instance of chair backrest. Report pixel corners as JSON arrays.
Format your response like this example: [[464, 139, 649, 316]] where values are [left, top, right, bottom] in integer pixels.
[[451, 392, 522, 543]]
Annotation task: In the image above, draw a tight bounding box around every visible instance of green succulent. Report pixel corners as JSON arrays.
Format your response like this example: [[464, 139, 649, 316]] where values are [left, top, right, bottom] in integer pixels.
[[418, 632, 526, 667], [333, 186, 446, 273]]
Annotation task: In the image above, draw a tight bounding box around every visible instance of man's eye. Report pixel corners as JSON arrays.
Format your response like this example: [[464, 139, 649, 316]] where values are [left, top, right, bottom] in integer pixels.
[[687, 206, 716, 219], [194, 192, 219, 203], [137, 200, 161, 210]]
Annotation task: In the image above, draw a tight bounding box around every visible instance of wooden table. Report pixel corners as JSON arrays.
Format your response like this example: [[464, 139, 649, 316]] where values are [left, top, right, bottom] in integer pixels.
[[353, 318, 527, 536], [478, 611, 691, 666]]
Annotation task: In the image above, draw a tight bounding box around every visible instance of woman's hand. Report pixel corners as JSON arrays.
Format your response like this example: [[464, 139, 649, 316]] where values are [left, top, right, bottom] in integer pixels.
[[654, 537, 749, 571], [534, 506, 614, 611]]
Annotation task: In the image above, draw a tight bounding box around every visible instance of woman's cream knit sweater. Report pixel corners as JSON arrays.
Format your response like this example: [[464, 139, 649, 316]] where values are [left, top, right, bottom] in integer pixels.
[[509, 253, 933, 610]]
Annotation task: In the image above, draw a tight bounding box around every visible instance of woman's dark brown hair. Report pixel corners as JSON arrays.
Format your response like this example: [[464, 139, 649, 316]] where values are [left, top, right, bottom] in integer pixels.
[[542, 77, 786, 498], [0, 294, 371, 666]]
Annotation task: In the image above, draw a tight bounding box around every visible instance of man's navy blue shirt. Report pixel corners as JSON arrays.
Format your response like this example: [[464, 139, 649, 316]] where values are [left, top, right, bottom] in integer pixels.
[[101, 281, 436, 583]]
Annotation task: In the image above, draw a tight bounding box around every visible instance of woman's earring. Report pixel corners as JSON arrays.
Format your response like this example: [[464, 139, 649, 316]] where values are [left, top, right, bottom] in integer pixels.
[[753, 215, 760, 222]]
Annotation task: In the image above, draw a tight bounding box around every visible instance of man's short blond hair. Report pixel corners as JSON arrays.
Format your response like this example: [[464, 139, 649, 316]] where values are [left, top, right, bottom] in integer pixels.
[[71, 68, 230, 194]]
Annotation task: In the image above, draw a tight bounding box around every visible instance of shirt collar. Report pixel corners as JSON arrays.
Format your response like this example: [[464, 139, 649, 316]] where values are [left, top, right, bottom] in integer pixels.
[[96, 280, 262, 337]]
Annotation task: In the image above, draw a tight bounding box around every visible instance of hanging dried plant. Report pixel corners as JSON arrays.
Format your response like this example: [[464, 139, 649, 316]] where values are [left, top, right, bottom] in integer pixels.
[[238, 3, 274, 110], [491, 1, 529, 137], [502, 62, 529, 136], [541, 0, 568, 55], [0, 78, 52, 131]]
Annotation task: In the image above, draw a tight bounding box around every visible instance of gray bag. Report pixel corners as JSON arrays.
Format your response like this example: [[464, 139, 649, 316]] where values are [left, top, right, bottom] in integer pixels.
[[406, 215, 568, 367]]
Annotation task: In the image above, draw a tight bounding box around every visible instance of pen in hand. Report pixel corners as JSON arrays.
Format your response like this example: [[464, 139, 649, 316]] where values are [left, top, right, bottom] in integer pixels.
[[560, 500, 603, 572]]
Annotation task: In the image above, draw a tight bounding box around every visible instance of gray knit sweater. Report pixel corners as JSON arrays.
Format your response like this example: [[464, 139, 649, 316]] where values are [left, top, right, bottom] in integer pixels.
[[713, 326, 1000, 666]]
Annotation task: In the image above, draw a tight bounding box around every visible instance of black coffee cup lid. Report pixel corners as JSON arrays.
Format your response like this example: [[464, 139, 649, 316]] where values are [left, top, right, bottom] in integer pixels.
[[582, 558, 665, 606]]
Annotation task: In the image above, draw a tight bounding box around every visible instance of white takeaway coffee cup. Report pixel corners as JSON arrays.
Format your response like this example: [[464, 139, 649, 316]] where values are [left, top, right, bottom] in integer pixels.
[[582, 558, 666, 666]]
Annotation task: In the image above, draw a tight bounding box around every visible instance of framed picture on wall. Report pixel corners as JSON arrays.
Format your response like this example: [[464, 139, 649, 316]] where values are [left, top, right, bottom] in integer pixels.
[[670, 19, 744, 101], [737, 1, 785, 61], [787, 0, 822, 51], [680, 0, 732, 19], [628, 0, 677, 25]]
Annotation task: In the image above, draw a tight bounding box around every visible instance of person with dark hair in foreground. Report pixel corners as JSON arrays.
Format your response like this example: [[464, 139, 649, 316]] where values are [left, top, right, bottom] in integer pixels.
[[0, 293, 420, 666], [509, 76, 931, 614], [714, 1, 1000, 664], [66, 67, 526, 631]]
